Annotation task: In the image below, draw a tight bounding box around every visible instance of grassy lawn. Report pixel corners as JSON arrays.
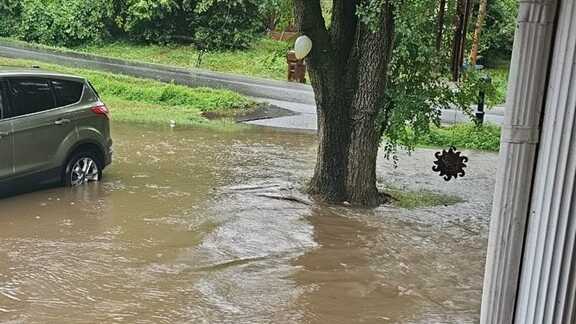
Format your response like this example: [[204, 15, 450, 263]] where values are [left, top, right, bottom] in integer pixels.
[[420, 123, 501, 152], [0, 57, 257, 128], [74, 39, 511, 106], [1, 36, 511, 107], [387, 187, 464, 209], [76, 38, 290, 81]]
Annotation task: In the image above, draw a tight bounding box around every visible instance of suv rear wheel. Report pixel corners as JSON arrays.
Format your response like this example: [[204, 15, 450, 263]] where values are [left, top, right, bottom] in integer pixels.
[[63, 151, 103, 187]]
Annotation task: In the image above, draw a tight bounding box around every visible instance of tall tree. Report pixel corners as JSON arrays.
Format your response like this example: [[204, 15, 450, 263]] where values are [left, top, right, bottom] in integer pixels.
[[451, 0, 473, 81], [436, 0, 447, 52], [469, 0, 488, 65], [294, 0, 395, 206]]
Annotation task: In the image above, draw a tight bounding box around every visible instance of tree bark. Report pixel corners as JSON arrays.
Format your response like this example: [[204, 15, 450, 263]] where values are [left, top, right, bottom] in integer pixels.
[[460, 0, 473, 66], [308, 84, 352, 202], [469, 0, 488, 66], [346, 7, 395, 206], [451, 0, 473, 81], [295, 0, 351, 202], [294, 0, 395, 206], [436, 0, 447, 52]]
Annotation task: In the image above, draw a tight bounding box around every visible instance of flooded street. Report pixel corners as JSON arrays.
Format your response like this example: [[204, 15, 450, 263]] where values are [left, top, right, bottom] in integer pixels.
[[0, 123, 497, 323]]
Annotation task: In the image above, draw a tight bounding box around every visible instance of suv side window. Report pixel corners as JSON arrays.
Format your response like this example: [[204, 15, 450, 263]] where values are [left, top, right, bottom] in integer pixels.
[[8, 78, 56, 117], [52, 79, 84, 107]]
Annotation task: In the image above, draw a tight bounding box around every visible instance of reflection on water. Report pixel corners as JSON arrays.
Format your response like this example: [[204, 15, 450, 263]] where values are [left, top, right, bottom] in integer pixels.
[[0, 123, 497, 323]]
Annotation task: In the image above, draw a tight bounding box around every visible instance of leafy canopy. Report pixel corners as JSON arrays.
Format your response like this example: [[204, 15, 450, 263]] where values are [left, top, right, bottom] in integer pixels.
[[350, 0, 489, 151]]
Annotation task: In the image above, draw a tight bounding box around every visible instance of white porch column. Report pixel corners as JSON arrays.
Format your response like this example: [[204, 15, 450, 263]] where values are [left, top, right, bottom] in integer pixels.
[[514, 0, 576, 322], [480, 1, 559, 323]]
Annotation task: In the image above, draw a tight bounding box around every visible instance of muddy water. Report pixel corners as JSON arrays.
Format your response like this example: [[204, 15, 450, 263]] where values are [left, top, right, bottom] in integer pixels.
[[0, 123, 498, 323]]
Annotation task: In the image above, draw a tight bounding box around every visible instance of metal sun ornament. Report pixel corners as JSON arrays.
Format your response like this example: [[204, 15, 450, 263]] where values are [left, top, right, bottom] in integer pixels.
[[433, 146, 468, 181]]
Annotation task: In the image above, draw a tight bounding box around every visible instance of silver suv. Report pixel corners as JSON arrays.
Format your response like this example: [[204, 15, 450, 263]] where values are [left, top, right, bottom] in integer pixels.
[[0, 68, 112, 194]]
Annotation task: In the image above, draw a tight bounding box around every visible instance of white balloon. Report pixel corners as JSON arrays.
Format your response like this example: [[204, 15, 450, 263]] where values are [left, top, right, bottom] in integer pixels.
[[294, 35, 313, 60]]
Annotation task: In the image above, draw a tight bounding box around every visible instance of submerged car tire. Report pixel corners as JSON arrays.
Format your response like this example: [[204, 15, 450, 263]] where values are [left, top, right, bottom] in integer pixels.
[[63, 151, 103, 187]]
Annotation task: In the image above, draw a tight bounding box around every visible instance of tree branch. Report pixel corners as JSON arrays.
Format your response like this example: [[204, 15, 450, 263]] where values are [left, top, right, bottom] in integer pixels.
[[330, 0, 358, 67], [294, 0, 332, 56]]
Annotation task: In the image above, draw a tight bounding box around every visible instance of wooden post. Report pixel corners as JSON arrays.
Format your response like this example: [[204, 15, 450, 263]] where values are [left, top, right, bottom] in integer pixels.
[[286, 50, 307, 83]]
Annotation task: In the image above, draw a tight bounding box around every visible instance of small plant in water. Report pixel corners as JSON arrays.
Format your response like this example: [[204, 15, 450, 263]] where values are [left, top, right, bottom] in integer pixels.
[[383, 186, 464, 209]]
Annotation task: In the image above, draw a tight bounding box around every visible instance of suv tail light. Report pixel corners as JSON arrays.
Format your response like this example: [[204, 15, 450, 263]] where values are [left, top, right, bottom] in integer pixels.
[[91, 104, 110, 118]]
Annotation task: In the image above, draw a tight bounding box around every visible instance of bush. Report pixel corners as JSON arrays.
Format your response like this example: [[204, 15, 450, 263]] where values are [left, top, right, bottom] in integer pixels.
[[258, 0, 294, 31], [4, 0, 265, 50], [193, 0, 262, 50], [121, 0, 194, 43], [480, 0, 518, 60], [0, 0, 22, 37], [14, 0, 113, 47], [115, 0, 264, 50]]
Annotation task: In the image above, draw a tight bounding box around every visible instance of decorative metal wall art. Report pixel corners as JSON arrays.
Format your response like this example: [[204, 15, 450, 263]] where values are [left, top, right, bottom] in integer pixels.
[[433, 146, 468, 181]]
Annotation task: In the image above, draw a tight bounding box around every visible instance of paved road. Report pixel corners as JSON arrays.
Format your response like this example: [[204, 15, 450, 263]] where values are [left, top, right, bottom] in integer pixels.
[[0, 41, 505, 131], [250, 99, 504, 131], [0, 41, 316, 104]]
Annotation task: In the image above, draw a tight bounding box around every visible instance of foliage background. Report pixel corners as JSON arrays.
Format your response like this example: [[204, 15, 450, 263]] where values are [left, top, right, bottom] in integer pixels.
[[0, 0, 515, 151], [0, 0, 280, 50], [0, 0, 517, 57]]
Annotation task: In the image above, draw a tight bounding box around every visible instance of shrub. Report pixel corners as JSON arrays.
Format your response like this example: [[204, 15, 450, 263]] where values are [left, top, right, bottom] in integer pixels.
[[5, 0, 265, 50], [258, 0, 294, 31], [121, 0, 194, 43], [193, 0, 262, 50], [0, 0, 22, 37], [480, 0, 518, 60], [16, 0, 113, 47], [120, 0, 264, 50]]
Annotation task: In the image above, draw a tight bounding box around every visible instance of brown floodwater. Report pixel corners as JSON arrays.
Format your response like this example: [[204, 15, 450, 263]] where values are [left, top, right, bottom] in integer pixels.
[[0, 122, 498, 323]]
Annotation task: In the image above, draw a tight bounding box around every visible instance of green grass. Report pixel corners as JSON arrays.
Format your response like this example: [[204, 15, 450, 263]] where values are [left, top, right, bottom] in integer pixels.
[[1, 36, 512, 106], [385, 186, 464, 209], [418, 123, 501, 152], [486, 66, 509, 106], [75, 38, 291, 80], [1, 36, 511, 107], [0, 57, 256, 128], [1, 37, 290, 80], [78, 39, 511, 106]]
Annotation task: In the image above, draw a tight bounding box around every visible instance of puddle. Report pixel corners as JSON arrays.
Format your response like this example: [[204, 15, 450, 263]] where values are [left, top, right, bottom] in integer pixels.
[[0, 123, 497, 323]]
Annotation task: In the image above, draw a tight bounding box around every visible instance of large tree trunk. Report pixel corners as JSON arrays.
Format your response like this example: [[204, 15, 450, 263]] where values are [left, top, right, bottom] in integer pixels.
[[346, 12, 395, 206], [308, 80, 351, 202], [295, 0, 351, 202], [295, 0, 395, 206], [469, 0, 488, 65]]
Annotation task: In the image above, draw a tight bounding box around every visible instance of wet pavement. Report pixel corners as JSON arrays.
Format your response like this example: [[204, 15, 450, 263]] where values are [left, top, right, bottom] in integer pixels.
[[0, 123, 497, 323], [248, 99, 505, 131]]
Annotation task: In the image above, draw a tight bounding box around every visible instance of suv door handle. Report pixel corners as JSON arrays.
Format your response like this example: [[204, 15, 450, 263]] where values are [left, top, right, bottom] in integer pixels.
[[0, 132, 10, 139], [54, 119, 71, 126]]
